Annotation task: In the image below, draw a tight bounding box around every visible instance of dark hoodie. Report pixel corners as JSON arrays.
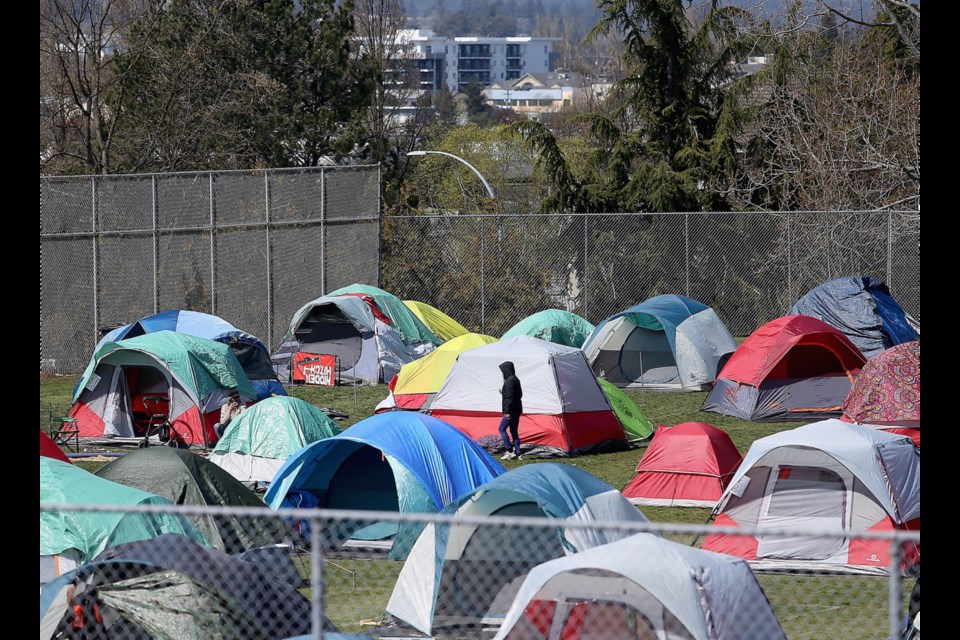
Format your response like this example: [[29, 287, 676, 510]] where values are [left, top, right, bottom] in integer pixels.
[[499, 361, 523, 415]]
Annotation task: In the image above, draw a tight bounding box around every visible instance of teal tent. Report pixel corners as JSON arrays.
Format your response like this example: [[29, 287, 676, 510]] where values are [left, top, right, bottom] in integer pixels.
[[501, 309, 595, 348], [327, 283, 441, 346]]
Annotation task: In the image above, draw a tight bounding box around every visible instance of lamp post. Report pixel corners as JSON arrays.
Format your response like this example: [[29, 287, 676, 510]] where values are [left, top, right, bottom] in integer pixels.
[[406, 150, 497, 200]]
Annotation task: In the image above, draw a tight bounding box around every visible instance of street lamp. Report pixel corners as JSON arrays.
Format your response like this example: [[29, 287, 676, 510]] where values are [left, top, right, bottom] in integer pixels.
[[406, 150, 496, 199]]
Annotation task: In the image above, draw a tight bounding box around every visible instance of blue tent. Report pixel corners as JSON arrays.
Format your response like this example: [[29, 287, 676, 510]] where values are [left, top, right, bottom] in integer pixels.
[[86, 310, 285, 400], [789, 276, 917, 357], [265, 412, 505, 557], [386, 463, 650, 635], [582, 294, 738, 390]]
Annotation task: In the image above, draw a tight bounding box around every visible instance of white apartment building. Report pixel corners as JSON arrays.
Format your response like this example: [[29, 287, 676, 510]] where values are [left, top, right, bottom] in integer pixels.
[[395, 29, 557, 92]]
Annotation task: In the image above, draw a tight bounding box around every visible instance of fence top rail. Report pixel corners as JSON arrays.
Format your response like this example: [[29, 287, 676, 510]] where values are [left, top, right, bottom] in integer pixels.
[[384, 210, 920, 219], [40, 503, 921, 543], [40, 165, 381, 181]]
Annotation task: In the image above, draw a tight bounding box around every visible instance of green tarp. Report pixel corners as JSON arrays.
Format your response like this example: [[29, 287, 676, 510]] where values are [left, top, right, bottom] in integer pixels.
[[40, 457, 206, 562], [327, 283, 441, 346], [212, 396, 341, 460], [598, 379, 654, 442], [501, 309, 596, 348], [95, 448, 284, 553], [74, 331, 255, 403]]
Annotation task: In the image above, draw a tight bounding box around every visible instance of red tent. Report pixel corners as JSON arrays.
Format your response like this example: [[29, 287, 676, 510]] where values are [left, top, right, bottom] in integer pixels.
[[40, 430, 71, 463], [842, 342, 920, 446], [621, 422, 741, 507], [702, 315, 866, 421]]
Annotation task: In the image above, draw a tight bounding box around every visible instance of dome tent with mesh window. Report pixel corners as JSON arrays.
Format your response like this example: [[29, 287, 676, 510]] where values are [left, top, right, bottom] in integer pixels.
[[582, 294, 738, 391], [702, 420, 920, 574], [494, 532, 786, 640], [69, 331, 256, 447], [386, 463, 649, 636]]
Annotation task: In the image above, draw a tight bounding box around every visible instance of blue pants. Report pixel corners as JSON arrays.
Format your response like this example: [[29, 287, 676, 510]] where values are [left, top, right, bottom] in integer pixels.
[[498, 414, 521, 455]]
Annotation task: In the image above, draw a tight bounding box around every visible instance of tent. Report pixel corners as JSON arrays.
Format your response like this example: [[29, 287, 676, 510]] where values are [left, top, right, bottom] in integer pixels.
[[69, 331, 256, 447], [326, 283, 441, 347], [702, 420, 920, 574], [87, 309, 285, 400], [843, 341, 920, 446], [404, 300, 470, 342], [430, 336, 627, 456], [621, 423, 742, 507], [789, 276, 918, 357], [597, 378, 653, 442], [582, 294, 737, 391], [210, 395, 342, 484], [702, 315, 866, 421], [501, 309, 595, 348], [265, 412, 504, 557], [95, 448, 285, 553], [386, 463, 649, 636], [40, 431, 70, 463], [39, 535, 323, 640], [494, 533, 786, 640], [377, 333, 499, 412], [40, 457, 205, 584], [273, 294, 417, 385]]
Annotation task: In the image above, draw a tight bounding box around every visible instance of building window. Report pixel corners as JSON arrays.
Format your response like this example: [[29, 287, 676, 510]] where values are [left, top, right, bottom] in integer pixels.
[[545, 45, 548, 54], [425, 46, 431, 54]]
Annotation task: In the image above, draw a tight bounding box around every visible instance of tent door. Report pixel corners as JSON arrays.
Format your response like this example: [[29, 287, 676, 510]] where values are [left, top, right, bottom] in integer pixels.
[[756, 465, 853, 561]]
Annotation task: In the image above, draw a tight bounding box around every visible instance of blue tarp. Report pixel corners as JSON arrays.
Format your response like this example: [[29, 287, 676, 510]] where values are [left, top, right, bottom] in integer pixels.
[[789, 276, 917, 357], [585, 294, 708, 354], [82, 310, 285, 400]]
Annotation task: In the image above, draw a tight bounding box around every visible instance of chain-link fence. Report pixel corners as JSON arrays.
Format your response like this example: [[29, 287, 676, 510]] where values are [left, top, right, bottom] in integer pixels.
[[40, 167, 381, 374], [40, 503, 921, 640], [381, 211, 921, 336]]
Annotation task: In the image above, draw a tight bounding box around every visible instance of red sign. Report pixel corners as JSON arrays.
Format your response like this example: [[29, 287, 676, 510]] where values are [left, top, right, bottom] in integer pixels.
[[293, 353, 337, 386]]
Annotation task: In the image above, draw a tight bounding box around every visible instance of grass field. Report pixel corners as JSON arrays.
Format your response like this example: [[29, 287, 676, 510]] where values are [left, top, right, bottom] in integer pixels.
[[39, 375, 910, 639]]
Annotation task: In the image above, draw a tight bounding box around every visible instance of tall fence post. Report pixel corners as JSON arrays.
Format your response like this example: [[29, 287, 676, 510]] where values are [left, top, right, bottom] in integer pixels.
[[310, 513, 324, 640], [40, 179, 44, 368], [152, 175, 159, 314], [786, 213, 793, 305], [320, 169, 326, 295], [209, 173, 217, 313], [265, 171, 273, 351], [377, 164, 383, 289], [92, 176, 99, 342], [684, 213, 691, 296], [888, 538, 903, 639], [886, 210, 893, 287], [583, 215, 589, 320], [480, 216, 486, 333]]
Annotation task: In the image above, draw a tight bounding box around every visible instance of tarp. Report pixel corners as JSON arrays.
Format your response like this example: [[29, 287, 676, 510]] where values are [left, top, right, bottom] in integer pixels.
[[494, 533, 786, 640], [789, 276, 918, 357], [327, 284, 441, 346], [40, 431, 70, 463], [501, 309, 595, 348], [597, 379, 653, 441], [95, 448, 283, 553], [387, 463, 649, 635], [404, 300, 470, 342], [40, 458, 206, 564], [843, 341, 920, 425], [85, 309, 284, 400]]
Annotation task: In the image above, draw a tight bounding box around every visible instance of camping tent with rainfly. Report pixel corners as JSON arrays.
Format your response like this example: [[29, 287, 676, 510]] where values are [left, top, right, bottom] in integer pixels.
[[272, 294, 418, 385], [494, 532, 786, 640], [209, 395, 342, 484], [596, 378, 653, 442], [500, 309, 596, 348], [40, 457, 206, 585], [702, 420, 920, 574], [789, 276, 918, 357], [702, 315, 867, 422], [326, 283, 442, 348], [265, 412, 504, 558], [842, 341, 920, 446], [621, 422, 742, 507], [429, 336, 627, 456], [69, 331, 256, 447], [88, 309, 285, 400], [582, 294, 738, 391], [40, 431, 71, 463], [376, 333, 500, 412], [386, 463, 650, 636], [95, 447, 287, 554], [403, 300, 470, 342]]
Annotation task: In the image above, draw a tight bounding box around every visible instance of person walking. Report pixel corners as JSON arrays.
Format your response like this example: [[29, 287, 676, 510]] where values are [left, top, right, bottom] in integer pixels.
[[498, 361, 523, 460]]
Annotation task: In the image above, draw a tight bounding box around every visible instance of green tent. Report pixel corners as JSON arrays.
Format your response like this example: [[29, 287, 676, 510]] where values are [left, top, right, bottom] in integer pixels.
[[501, 309, 596, 348], [40, 457, 207, 564], [95, 448, 284, 553], [209, 396, 342, 484], [327, 283, 441, 346], [598, 378, 654, 442]]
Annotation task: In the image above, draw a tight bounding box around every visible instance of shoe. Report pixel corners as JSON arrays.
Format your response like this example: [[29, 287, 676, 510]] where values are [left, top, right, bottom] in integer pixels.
[[516, 454, 523, 461], [500, 452, 515, 460]]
